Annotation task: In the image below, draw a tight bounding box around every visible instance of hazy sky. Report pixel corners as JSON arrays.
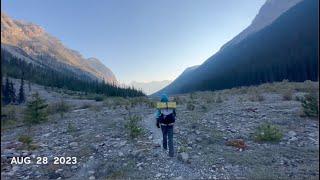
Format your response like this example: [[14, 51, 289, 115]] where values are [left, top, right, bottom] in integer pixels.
[[2, 0, 265, 84]]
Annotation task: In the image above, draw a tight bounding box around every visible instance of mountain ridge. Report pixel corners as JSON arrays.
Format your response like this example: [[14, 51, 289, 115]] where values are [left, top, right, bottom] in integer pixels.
[[154, 0, 318, 96], [1, 12, 117, 84]]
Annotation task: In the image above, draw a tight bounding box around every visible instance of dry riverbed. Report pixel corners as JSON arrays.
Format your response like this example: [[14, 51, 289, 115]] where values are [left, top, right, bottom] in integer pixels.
[[1, 80, 319, 179]]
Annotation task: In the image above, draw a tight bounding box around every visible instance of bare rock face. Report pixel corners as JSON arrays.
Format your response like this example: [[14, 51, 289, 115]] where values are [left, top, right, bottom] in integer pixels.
[[221, 0, 303, 50], [1, 13, 117, 84]]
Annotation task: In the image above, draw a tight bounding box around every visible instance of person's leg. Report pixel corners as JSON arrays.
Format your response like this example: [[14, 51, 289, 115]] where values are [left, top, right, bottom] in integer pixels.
[[168, 125, 174, 157], [161, 125, 168, 150]]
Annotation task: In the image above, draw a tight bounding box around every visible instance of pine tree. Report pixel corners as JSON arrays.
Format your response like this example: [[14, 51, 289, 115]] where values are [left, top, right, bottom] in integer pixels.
[[18, 77, 26, 104], [9, 81, 16, 104], [24, 92, 48, 125], [2, 76, 11, 105]]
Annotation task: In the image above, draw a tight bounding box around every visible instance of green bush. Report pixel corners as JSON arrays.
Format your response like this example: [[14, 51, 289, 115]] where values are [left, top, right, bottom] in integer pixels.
[[24, 93, 48, 125], [48, 99, 71, 118], [18, 135, 33, 145], [301, 93, 319, 117], [254, 123, 283, 142], [94, 95, 104, 102], [18, 135, 37, 150], [125, 115, 142, 138]]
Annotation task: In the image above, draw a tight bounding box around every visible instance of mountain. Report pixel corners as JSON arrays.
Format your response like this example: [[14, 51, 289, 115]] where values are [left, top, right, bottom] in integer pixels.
[[87, 58, 117, 84], [154, 0, 318, 96], [221, 0, 303, 50], [130, 80, 172, 95], [152, 65, 199, 96], [1, 13, 117, 84]]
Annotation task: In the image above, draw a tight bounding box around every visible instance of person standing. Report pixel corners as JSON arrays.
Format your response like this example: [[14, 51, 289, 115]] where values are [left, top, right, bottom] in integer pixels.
[[156, 94, 176, 157]]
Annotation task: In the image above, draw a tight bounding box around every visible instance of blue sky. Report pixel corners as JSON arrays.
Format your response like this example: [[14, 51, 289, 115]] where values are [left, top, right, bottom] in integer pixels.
[[2, 0, 265, 84]]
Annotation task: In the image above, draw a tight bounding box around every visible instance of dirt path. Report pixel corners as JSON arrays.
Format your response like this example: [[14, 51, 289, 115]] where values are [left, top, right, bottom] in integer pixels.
[[143, 114, 162, 146], [142, 113, 203, 179]]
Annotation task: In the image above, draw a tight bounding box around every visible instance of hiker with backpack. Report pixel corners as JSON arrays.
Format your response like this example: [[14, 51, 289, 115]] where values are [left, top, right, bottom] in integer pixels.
[[156, 94, 176, 157]]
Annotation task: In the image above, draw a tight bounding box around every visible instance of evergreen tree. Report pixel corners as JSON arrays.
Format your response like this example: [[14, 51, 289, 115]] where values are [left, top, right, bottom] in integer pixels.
[[2, 76, 11, 105], [24, 92, 48, 125], [18, 77, 26, 104], [9, 81, 16, 104]]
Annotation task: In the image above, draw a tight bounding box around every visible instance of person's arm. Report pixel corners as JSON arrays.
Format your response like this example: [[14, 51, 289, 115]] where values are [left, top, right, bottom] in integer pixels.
[[156, 109, 161, 128]]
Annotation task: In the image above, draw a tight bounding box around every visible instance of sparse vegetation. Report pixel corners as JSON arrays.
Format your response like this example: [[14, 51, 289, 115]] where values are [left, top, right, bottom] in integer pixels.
[[249, 91, 264, 102], [215, 95, 223, 103], [282, 89, 293, 101], [190, 92, 196, 99], [301, 93, 319, 118], [47, 99, 71, 118], [18, 135, 37, 150], [254, 123, 283, 142], [125, 115, 143, 139], [67, 122, 77, 133], [94, 95, 104, 102], [89, 104, 103, 112], [79, 103, 92, 109]]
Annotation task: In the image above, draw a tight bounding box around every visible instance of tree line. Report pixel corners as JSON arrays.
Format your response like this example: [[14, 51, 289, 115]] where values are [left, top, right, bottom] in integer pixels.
[[2, 76, 25, 105], [1, 48, 145, 98]]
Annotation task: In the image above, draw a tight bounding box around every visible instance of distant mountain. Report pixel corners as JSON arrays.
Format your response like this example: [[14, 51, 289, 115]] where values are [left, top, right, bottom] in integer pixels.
[[130, 80, 172, 95], [152, 65, 199, 96], [221, 0, 303, 50], [1, 13, 117, 84], [154, 0, 318, 96]]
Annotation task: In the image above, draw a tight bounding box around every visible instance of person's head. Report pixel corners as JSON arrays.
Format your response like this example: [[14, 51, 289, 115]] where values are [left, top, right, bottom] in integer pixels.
[[160, 93, 169, 102]]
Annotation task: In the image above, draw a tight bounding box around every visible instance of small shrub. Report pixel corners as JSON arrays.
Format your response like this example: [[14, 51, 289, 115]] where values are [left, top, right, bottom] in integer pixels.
[[67, 122, 77, 133], [186, 102, 195, 111], [48, 99, 71, 118], [125, 115, 142, 138], [79, 103, 92, 109], [249, 92, 264, 102], [90, 105, 103, 112], [282, 89, 293, 101], [18, 135, 37, 150], [200, 104, 208, 111], [301, 93, 319, 117], [1, 105, 18, 127], [178, 145, 188, 153], [254, 123, 283, 142], [94, 95, 104, 102], [18, 135, 33, 145], [113, 97, 130, 107]]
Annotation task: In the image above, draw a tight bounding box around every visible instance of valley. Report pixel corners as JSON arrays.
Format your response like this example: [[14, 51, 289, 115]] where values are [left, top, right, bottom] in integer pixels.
[[1, 80, 318, 179]]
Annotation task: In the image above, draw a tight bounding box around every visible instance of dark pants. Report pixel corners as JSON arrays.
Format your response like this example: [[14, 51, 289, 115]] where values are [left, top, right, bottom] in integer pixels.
[[161, 125, 174, 157]]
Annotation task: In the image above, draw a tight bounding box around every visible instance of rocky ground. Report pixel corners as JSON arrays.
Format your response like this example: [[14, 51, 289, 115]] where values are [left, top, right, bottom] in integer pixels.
[[1, 80, 319, 179]]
